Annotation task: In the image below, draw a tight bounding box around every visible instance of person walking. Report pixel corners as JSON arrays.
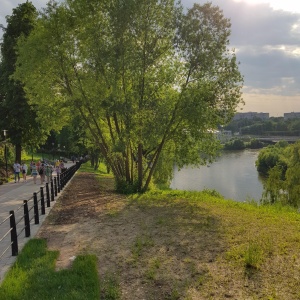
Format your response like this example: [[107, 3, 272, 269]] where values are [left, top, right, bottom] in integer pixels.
[[31, 162, 38, 184], [13, 161, 21, 183], [30, 160, 34, 173], [45, 164, 53, 183], [21, 162, 28, 182], [39, 162, 45, 184]]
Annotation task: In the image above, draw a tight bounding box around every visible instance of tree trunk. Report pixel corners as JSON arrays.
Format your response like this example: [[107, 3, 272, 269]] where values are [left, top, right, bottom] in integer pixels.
[[15, 143, 21, 163], [137, 143, 143, 192]]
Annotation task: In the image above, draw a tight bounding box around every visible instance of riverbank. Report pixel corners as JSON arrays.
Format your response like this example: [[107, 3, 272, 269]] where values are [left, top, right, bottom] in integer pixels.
[[1, 170, 300, 299]]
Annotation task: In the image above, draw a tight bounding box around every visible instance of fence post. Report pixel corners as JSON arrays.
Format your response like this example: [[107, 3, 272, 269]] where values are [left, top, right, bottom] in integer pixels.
[[33, 192, 39, 224], [40, 187, 45, 215], [46, 183, 51, 207], [9, 210, 18, 256], [50, 179, 55, 201], [54, 177, 57, 197], [57, 174, 61, 193], [23, 200, 31, 237], [61, 172, 65, 189]]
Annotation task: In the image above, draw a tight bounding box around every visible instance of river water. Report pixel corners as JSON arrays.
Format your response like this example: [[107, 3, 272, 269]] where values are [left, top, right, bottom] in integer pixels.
[[170, 149, 264, 202]]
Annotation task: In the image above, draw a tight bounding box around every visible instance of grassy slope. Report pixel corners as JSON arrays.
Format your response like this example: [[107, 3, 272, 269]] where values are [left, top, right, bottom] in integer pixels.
[[1, 163, 300, 299], [127, 190, 300, 299]]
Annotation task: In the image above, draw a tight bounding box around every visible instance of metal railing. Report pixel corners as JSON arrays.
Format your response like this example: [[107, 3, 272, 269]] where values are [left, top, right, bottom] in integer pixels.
[[0, 162, 81, 261]]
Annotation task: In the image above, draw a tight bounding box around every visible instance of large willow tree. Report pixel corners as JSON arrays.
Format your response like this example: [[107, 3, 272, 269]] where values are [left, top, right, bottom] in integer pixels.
[[15, 0, 243, 192]]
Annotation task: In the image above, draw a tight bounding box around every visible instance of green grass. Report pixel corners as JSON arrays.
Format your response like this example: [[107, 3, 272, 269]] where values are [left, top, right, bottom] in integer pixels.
[[79, 162, 111, 176], [0, 239, 100, 300]]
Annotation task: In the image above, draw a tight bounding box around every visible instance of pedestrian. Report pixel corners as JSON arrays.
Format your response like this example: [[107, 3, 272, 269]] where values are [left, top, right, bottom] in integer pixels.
[[36, 160, 41, 173], [13, 161, 21, 183], [30, 160, 34, 173], [21, 162, 28, 182], [39, 162, 45, 184], [45, 164, 53, 183], [31, 162, 38, 184], [55, 164, 61, 176]]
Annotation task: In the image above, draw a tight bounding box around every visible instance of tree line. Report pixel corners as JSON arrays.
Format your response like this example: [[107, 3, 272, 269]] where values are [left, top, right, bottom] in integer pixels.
[[224, 117, 300, 136]]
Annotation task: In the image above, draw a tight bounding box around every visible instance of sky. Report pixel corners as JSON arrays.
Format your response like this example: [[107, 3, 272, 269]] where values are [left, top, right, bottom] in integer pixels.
[[1, 0, 300, 117]]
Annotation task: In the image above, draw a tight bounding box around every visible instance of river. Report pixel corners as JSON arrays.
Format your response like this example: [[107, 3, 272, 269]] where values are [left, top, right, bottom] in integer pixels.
[[170, 149, 264, 202]]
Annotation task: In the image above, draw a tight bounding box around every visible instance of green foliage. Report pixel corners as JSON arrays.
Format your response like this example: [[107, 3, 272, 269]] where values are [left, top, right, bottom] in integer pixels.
[[224, 116, 300, 136], [202, 188, 224, 199], [255, 142, 288, 176], [15, 0, 243, 193], [246, 138, 265, 149], [262, 165, 285, 204], [224, 138, 246, 150], [115, 178, 140, 194], [0, 2, 46, 162], [259, 141, 300, 207]]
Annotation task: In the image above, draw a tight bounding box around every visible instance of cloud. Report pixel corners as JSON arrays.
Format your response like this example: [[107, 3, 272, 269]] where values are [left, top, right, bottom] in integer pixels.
[[182, 0, 300, 114]]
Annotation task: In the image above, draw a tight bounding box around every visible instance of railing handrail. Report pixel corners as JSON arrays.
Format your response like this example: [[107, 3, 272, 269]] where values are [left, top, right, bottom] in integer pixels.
[[0, 161, 82, 262]]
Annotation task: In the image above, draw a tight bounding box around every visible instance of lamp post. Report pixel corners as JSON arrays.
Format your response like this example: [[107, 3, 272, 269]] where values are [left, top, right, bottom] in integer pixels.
[[63, 146, 66, 160], [3, 130, 8, 180], [58, 144, 60, 160]]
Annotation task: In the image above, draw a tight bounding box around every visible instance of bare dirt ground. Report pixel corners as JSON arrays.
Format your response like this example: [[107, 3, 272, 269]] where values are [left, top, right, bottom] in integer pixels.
[[36, 172, 300, 300]]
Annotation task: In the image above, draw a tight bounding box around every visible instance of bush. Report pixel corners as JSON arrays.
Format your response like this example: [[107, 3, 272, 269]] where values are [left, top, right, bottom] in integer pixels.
[[115, 179, 140, 194], [224, 139, 246, 150]]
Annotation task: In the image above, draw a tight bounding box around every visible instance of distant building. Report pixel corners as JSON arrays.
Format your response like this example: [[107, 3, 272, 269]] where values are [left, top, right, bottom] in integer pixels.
[[233, 112, 269, 121], [215, 130, 232, 143], [284, 112, 300, 120]]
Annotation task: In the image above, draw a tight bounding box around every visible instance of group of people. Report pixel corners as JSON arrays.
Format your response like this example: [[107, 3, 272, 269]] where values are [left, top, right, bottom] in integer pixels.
[[13, 159, 66, 185], [12, 161, 28, 183]]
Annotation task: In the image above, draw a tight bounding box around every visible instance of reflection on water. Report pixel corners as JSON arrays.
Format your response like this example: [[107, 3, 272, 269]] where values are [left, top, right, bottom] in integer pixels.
[[170, 149, 264, 202]]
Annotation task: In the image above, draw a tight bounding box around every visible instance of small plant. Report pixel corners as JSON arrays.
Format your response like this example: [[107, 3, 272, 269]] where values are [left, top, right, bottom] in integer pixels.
[[145, 258, 161, 280], [132, 235, 154, 261], [100, 273, 121, 300], [244, 241, 264, 269], [202, 188, 224, 198]]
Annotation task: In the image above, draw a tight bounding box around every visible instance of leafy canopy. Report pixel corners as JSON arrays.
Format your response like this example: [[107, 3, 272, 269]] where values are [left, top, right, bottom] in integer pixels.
[[15, 0, 243, 192]]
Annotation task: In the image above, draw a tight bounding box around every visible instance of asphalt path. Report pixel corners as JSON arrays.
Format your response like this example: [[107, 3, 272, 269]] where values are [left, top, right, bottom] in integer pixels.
[[0, 162, 75, 283]]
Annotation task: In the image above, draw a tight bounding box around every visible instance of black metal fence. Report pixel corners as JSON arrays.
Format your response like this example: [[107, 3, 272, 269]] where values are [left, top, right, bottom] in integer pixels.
[[0, 162, 81, 261]]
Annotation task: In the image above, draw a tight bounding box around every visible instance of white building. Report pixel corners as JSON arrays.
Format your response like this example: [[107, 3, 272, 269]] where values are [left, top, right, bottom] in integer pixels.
[[284, 112, 300, 120], [215, 130, 232, 143]]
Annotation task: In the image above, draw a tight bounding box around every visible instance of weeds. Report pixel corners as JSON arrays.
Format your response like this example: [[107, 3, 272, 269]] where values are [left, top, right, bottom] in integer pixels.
[[100, 273, 121, 300], [145, 257, 161, 280], [244, 241, 264, 269], [132, 234, 154, 261]]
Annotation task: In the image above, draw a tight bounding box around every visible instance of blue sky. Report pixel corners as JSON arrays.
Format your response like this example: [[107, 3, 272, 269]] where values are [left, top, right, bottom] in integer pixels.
[[1, 0, 300, 116]]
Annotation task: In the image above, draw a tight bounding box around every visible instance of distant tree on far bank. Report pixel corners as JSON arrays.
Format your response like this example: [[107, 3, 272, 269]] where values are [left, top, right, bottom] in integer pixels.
[[224, 117, 300, 136]]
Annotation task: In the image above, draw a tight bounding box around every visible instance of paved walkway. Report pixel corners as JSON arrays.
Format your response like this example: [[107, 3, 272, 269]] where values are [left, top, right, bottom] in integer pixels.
[[0, 162, 75, 283]]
